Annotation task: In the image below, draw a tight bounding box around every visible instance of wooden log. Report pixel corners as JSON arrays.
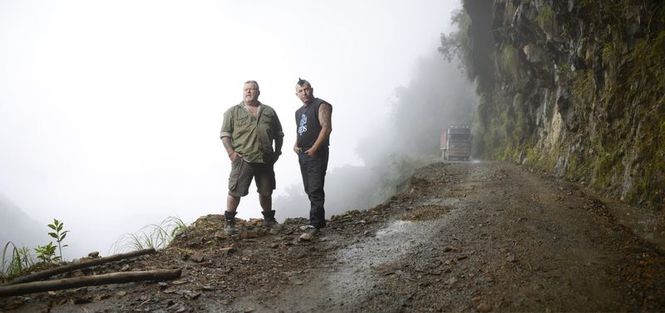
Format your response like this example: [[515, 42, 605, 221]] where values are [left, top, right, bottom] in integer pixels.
[[0, 269, 181, 297], [9, 248, 156, 285]]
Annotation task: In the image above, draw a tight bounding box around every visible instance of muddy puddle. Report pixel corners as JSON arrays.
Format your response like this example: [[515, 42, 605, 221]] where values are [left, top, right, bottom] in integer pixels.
[[230, 209, 459, 312]]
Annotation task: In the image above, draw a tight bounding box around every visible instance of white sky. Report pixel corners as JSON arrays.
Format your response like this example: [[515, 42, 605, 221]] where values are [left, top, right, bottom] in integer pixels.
[[0, 0, 461, 256]]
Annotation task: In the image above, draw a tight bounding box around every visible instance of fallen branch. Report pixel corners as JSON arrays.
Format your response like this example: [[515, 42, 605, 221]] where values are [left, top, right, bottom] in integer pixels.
[[9, 248, 156, 285], [0, 269, 181, 297]]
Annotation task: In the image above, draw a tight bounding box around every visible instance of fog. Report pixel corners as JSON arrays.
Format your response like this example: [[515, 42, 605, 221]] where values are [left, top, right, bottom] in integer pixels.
[[275, 53, 475, 217], [0, 1, 468, 258]]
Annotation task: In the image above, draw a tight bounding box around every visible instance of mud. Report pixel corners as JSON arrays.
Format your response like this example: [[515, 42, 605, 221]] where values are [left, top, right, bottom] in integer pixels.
[[2, 160, 665, 312]]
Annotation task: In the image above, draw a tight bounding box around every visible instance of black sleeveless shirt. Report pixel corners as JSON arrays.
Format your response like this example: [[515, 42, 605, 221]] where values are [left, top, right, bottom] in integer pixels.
[[295, 98, 330, 149]]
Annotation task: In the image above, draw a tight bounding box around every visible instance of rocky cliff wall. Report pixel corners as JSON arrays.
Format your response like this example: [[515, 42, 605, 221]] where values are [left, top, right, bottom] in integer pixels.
[[462, 0, 665, 210]]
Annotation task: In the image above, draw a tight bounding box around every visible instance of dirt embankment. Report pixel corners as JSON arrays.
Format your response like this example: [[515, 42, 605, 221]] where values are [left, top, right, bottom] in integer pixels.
[[3, 161, 665, 312]]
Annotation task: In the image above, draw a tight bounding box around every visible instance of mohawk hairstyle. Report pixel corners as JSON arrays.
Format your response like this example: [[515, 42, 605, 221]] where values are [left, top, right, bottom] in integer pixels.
[[297, 78, 310, 86]]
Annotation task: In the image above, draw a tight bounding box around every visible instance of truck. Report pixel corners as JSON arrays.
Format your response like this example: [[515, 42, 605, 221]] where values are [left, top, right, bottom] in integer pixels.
[[441, 126, 472, 161]]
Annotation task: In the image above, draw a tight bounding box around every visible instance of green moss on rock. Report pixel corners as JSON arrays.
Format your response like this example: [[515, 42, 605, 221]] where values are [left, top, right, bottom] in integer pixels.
[[461, 0, 665, 210]]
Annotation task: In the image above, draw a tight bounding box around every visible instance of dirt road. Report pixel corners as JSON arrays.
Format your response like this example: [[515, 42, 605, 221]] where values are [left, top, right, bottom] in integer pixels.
[[3, 161, 665, 312]]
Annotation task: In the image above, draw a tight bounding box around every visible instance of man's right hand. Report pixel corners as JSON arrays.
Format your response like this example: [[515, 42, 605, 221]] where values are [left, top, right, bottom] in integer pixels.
[[229, 151, 242, 161]]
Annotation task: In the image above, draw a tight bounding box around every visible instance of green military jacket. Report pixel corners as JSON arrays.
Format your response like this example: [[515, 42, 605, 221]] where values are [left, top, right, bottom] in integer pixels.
[[220, 102, 284, 163]]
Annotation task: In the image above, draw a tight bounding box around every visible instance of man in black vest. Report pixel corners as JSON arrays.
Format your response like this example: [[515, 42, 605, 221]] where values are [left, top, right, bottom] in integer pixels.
[[293, 78, 332, 240]]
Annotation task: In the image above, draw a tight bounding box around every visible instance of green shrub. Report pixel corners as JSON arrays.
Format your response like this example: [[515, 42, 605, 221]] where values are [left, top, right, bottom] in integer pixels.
[[34, 242, 59, 263], [47, 218, 68, 261]]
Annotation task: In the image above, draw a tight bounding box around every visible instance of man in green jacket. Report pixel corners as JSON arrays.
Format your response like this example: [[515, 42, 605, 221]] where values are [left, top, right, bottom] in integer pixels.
[[220, 80, 284, 235]]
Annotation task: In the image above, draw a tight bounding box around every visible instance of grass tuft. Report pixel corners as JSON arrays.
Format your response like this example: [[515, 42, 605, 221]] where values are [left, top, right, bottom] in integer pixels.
[[1, 241, 34, 282], [111, 216, 188, 253]]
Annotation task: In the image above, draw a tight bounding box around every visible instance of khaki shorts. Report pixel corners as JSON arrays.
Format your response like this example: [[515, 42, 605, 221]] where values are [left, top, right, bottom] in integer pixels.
[[228, 158, 275, 197]]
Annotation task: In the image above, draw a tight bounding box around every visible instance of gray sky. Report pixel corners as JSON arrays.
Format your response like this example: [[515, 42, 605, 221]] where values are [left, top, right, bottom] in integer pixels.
[[0, 0, 461, 256]]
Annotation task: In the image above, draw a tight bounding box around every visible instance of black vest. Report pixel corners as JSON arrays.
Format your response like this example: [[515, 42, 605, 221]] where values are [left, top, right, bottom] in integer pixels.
[[295, 98, 329, 149]]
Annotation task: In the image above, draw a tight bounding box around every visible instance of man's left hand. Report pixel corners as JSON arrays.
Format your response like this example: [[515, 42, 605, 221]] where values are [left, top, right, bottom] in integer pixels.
[[272, 151, 281, 163], [304, 148, 317, 157]]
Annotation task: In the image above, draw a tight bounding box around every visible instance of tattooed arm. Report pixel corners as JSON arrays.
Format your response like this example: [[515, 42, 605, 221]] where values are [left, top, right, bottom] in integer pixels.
[[305, 102, 332, 157]]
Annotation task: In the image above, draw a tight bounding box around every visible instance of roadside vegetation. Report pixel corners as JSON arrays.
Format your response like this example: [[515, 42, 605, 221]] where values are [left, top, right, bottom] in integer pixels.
[[111, 216, 188, 253], [1, 219, 69, 283], [2, 217, 188, 283]]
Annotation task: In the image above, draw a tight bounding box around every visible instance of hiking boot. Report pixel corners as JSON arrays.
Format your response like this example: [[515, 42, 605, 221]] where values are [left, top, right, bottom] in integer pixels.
[[261, 210, 281, 233], [224, 211, 237, 236], [299, 225, 319, 241]]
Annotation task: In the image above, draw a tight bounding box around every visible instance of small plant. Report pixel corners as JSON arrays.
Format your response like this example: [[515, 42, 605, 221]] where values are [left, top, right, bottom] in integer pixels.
[[47, 218, 69, 261], [34, 242, 59, 263], [111, 216, 188, 253], [1, 241, 34, 281]]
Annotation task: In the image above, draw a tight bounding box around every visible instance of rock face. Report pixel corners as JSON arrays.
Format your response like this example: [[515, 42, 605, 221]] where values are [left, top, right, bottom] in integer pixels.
[[461, 0, 665, 210]]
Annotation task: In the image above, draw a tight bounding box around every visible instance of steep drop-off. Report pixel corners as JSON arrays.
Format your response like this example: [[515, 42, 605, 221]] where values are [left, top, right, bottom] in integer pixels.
[[461, 0, 665, 211]]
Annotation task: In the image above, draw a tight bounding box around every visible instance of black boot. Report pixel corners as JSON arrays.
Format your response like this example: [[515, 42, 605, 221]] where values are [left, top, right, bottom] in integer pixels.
[[261, 210, 280, 232], [224, 211, 237, 235]]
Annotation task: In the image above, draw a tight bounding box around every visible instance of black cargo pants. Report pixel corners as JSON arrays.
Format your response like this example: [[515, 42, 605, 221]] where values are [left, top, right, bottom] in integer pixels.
[[298, 146, 329, 228]]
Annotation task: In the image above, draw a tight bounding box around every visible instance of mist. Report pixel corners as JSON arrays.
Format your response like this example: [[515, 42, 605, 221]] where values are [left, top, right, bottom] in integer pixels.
[[0, 1, 467, 259], [274, 53, 475, 218]]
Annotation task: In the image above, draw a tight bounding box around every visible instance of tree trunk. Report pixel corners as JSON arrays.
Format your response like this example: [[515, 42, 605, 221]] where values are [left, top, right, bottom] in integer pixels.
[[9, 248, 156, 285], [0, 269, 181, 297]]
